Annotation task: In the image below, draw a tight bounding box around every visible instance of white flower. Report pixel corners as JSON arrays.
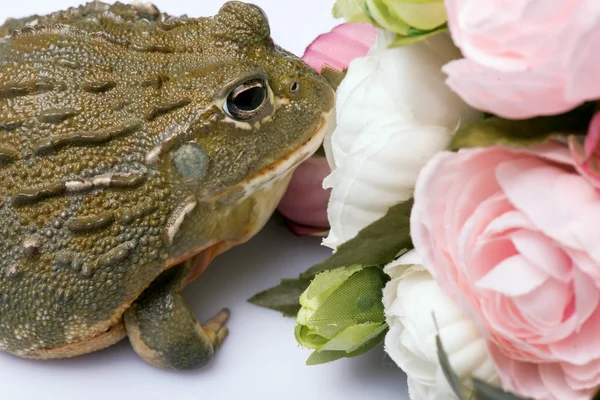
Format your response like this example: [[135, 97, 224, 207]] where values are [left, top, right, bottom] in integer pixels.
[[322, 30, 482, 250], [382, 250, 499, 400]]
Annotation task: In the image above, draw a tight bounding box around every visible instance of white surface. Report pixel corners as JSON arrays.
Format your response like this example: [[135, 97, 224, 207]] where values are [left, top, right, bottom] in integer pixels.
[[0, 1, 409, 399]]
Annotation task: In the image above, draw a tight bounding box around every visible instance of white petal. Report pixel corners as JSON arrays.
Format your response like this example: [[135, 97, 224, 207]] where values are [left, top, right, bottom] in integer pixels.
[[322, 121, 452, 249], [382, 256, 499, 398], [323, 31, 482, 250]]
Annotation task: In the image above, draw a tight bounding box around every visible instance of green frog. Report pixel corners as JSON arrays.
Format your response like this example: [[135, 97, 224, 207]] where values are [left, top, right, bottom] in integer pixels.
[[0, 1, 334, 370]]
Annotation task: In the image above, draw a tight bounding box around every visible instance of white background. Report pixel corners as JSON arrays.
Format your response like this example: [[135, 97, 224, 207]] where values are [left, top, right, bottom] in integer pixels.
[[0, 1, 409, 399]]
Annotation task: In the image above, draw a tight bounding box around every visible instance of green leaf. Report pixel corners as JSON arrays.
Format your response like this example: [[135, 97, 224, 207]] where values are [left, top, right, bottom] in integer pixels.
[[388, 25, 448, 47], [320, 322, 387, 352], [472, 379, 529, 400], [450, 102, 596, 151], [247, 278, 311, 317], [305, 328, 387, 365], [302, 198, 413, 278], [436, 331, 468, 400]]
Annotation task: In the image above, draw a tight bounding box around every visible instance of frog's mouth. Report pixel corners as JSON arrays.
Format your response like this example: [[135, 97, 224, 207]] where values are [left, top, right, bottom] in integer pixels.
[[204, 108, 334, 202]]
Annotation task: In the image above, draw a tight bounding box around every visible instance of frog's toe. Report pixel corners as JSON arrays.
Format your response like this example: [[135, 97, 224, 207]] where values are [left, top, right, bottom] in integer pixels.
[[202, 308, 230, 351], [123, 266, 230, 370]]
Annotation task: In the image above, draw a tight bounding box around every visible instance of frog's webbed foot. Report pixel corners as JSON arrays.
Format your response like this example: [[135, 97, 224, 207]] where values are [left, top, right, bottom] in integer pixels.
[[123, 263, 230, 370]]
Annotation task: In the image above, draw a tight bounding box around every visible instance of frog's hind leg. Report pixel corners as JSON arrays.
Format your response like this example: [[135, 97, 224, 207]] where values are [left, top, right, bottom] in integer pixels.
[[123, 261, 230, 370]]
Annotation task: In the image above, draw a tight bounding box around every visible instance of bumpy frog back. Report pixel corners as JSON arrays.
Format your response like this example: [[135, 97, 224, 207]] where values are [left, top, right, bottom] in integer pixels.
[[0, 1, 267, 356]]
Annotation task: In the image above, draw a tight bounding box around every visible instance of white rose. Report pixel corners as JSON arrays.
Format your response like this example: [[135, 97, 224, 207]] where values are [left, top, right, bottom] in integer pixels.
[[382, 250, 499, 400], [322, 30, 482, 250]]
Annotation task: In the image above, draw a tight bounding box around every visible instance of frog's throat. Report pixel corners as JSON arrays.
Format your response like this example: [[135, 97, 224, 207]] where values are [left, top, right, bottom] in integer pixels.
[[204, 108, 334, 202]]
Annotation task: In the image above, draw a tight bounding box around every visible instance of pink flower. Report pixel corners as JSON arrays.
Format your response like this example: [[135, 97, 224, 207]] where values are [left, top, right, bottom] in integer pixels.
[[570, 112, 600, 189], [277, 157, 331, 236], [410, 141, 600, 399], [442, 0, 600, 119], [301, 23, 378, 73]]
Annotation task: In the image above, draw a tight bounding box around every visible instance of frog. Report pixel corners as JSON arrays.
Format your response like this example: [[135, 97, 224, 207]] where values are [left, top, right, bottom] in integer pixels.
[[0, 0, 334, 370]]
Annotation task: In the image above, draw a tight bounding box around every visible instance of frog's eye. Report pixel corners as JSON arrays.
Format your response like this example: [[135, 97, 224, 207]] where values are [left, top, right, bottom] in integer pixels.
[[223, 79, 268, 120], [290, 82, 299, 93]]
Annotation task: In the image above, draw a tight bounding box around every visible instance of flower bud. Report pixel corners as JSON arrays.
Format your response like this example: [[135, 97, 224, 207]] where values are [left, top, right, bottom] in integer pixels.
[[333, 0, 447, 45], [295, 265, 388, 363]]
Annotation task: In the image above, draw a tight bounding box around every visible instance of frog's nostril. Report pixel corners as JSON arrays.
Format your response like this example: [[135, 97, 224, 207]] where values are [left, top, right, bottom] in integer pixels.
[[290, 82, 299, 93]]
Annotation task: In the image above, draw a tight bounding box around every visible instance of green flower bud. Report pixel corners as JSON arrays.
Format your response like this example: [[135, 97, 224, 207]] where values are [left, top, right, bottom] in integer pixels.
[[294, 265, 388, 365], [333, 0, 448, 46]]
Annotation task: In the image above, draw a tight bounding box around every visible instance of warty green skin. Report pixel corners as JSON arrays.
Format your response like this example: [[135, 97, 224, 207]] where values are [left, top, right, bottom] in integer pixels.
[[0, 0, 334, 363]]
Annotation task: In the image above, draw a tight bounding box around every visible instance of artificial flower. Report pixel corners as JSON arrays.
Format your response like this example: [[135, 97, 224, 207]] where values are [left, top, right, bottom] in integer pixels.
[[278, 157, 331, 236], [443, 0, 600, 119], [570, 111, 600, 189], [277, 23, 377, 236], [322, 29, 481, 250], [295, 265, 387, 363], [301, 22, 378, 74], [411, 140, 600, 399], [333, 0, 447, 45], [383, 250, 498, 400]]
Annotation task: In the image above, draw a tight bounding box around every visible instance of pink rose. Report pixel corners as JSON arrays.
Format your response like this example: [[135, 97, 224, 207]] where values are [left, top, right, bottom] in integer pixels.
[[410, 141, 600, 399], [442, 0, 600, 119], [277, 157, 331, 236], [301, 23, 378, 73], [570, 112, 600, 189]]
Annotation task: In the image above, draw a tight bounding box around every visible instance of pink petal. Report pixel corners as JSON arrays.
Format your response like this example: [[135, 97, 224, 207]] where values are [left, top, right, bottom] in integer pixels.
[[496, 155, 600, 250], [565, 5, 600, 102], [550, 305, 600, 365], [568, 250, 600, 288], [443, 58, 578, 119], [476, 255, 548, 296], [570, 112, 600, 189], [483, 210, 536, 237], [301, 23, 378, 73], [513, 278, 571, 331], [571, 267, 600, 326], [489, 343, 553, 399], [583, 112, 600, 157], [539, 363, 594, 400], [461, 194, 515, 282], [529, 140, 577, 167], [482, 296, 537, 346], [447, 150, 509, 235], [277, 156, 331, 234], [509, 230, 571, 282], [562, 360, 600, 390]]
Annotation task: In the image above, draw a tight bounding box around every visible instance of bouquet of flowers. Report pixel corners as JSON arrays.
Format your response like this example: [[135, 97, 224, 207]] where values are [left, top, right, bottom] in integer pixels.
[[252, 1, 600, 399]]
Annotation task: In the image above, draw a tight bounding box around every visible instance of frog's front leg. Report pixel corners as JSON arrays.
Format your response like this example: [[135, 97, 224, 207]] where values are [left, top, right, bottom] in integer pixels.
[[123, 261, 230, 370]]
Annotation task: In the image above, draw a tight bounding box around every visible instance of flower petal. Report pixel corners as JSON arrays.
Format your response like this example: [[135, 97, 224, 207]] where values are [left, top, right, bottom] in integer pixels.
[[323, 122, 451, 249], [509, 230, 572, 282], [277, 156, 331, 233], [476, 255, 548, 296], [443, 58, 578, 119], [496, 154, 600, 250], [301, 23, 378, 73], [539, 363, 594, 400]]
